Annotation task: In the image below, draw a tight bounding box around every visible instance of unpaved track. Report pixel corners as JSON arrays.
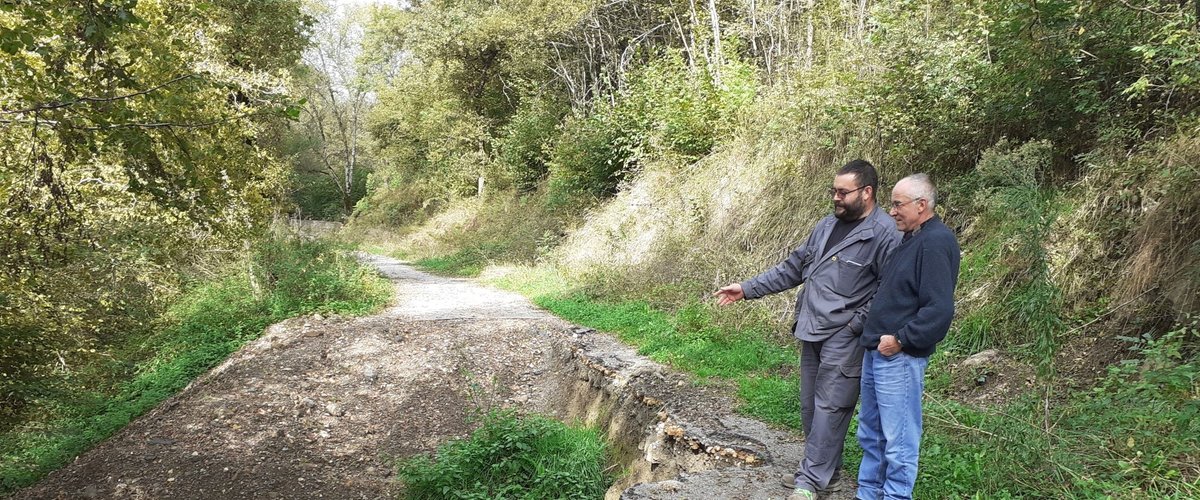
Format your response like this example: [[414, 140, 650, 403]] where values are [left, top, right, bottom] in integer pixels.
[[14, 255, 851, 500]]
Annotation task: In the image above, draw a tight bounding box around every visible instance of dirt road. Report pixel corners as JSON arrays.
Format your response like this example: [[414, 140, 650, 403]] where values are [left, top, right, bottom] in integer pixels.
[[14, 255, 847, 500]]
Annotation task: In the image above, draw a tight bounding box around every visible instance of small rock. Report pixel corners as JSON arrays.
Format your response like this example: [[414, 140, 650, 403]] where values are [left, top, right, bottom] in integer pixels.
[[147, 437, 176, 446], [325, 403, 344, 417], [304, 330, 322, 338], [313, 313, 324, 321], [655, 480, 683, 492], [961, 349, 1001, 368], [363, 365, 378, 381], [318, 430, 331, 439], [512, 394, 529, 404]]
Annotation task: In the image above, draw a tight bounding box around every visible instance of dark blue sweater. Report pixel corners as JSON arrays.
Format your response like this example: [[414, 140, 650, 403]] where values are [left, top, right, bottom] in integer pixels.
[[860, 216, 960, 357]]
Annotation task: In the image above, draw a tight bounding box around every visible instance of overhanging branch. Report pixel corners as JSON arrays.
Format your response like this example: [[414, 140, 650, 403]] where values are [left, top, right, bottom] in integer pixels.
[[0, 74, 199, 116]]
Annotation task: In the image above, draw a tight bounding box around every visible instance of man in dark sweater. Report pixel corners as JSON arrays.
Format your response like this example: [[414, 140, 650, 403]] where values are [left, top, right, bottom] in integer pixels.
[[715, 160, 901, 499], [855, 173, 960, 500]]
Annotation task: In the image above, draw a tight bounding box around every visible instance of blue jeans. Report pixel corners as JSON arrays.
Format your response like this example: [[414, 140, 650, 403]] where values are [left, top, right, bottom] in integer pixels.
[[855, 350, 928, 500]]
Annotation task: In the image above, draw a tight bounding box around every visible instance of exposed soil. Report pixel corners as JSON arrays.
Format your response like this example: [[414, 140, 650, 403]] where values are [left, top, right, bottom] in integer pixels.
[[942, 349, 1037, 408], [13, 255, 849, 500]]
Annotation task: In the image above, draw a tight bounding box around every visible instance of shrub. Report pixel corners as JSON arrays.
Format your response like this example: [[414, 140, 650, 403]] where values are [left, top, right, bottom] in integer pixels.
[[397, 410, 611, 499]]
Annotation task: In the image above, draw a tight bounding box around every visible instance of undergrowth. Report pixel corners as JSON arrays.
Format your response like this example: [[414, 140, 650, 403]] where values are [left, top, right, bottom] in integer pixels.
[[917, 317, 1200, 498], [396, 410, 612, 499], [0, 235, 391, 495]]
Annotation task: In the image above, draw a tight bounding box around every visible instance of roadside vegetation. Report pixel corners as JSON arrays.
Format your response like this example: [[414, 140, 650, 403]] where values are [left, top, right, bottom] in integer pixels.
[[0, 235, 391, 494], [350, 0, 1200, 497], [397, 410, 612, 499]]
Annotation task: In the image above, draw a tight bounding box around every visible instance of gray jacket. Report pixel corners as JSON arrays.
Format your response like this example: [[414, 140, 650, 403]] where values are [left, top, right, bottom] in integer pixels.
[[741, 205, 900, 342]]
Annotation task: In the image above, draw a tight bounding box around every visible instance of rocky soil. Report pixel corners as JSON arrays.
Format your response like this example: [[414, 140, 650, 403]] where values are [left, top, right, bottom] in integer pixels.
[[13, 255, 853, 500]]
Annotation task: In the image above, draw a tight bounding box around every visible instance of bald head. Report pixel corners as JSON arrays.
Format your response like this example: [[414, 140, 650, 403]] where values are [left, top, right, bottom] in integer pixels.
[[889, 173, 937, 232], [894, 173, 936, 208]]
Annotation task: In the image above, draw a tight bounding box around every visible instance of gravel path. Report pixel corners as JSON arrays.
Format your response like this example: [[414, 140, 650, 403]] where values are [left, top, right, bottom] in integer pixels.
[[13, 255, 848, 500]]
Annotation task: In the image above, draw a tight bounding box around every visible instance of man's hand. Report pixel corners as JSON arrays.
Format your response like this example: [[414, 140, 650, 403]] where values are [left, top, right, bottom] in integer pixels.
[[879, 334, 902, 356], [713, 283, 745, 306]]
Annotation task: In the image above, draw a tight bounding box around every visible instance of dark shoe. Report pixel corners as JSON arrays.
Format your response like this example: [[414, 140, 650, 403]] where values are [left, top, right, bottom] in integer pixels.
[[783, 469, 844, 492], [823, 470, 844, 492]]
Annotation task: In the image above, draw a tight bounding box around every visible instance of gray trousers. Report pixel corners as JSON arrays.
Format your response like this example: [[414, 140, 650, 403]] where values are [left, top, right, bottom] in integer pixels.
[[796, 327, 864, 490]]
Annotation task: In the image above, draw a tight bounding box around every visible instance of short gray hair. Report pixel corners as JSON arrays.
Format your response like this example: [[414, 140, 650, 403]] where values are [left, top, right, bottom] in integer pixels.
[[897, 173, 937, 208]]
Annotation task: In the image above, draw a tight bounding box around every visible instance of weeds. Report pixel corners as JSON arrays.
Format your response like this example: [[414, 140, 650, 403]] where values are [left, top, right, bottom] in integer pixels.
[[915, 317, 1200, 498], [396, 410, 612, 499]]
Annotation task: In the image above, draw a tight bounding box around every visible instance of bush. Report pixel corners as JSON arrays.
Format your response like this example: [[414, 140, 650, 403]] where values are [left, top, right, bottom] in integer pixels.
[[951, 139, 1064, 371], [496, 96, 568, 192], [397, 410, 611, 499]]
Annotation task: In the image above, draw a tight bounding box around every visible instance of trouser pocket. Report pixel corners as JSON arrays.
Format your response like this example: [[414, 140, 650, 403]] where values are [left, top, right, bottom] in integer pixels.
[[815, 362, 862, 411]]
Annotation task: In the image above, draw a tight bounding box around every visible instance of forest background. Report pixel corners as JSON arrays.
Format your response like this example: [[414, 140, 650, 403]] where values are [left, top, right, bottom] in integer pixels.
[[2, 0, 1199, 498]]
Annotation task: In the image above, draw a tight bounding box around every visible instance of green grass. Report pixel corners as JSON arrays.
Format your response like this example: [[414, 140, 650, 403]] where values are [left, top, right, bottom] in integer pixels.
[[482, 264, 802, 429], [415, 254, 483, 277], [397, 410, 612, 499], [0, 236, 392, 495]]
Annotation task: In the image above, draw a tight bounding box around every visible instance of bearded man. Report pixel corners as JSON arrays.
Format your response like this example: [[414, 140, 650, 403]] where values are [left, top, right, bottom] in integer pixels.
[[715, 159, 901, 499]]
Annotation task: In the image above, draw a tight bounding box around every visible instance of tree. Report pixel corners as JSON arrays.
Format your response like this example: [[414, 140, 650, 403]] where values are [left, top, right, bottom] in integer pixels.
[[0, 0, 311, 419], [287, 2, 377, 219]]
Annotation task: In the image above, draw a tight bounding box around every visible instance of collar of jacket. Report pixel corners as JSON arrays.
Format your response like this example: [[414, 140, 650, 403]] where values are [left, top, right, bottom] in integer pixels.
[[818, 203, 890, 259]]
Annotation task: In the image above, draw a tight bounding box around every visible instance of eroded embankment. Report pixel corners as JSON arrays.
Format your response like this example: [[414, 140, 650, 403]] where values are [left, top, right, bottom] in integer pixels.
[[12, 255, 848, 500]]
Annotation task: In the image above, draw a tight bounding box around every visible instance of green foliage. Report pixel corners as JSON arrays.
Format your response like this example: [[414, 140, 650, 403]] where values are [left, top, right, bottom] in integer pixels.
[[950, 139, 1064, 372], [416, 252, 486, 278], [736, 375, 801, 429], [290, 166, 369, 220], [0, 235, 391, 494], [546, 53, 757, 201], [396, 192, 572, 275], [0, 0, 310, 421], [495, 96, 568, 192], [397, 410, 611, 500], [545, 107, 631, 200], [917, 318, 1200, 498]]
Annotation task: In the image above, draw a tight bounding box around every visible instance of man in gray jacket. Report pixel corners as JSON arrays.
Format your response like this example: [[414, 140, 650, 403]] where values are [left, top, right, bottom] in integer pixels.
[[715, 160, 900, 498]]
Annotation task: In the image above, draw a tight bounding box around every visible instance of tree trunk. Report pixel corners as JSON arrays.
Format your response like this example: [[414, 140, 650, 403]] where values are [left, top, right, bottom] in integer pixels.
[[805, 0, 814, 69], [708, 0, 723, 85]]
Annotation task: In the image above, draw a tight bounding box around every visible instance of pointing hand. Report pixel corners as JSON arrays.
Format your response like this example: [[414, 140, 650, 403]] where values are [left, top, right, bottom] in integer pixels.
[[713, 283, 745, 306]]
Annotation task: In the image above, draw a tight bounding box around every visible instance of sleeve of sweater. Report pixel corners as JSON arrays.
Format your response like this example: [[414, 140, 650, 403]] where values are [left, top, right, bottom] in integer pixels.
[[896, 236, 958, 350], [740, 230, 819, 300]]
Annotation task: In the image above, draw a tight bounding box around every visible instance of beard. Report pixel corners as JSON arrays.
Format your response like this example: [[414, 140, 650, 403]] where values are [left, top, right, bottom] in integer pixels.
[[834, 196, 867, 221]]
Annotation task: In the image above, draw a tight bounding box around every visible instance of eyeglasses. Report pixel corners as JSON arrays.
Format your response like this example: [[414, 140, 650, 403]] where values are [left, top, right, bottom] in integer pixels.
[[888, 198, 923, 211], [828, 185, 868, 198]]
